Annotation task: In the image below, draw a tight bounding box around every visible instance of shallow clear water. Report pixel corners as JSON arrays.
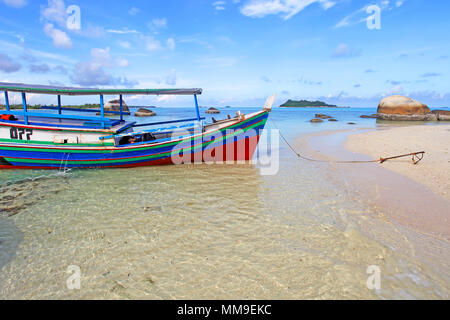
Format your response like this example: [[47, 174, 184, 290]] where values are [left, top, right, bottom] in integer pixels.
[[0, 107, 448, 299]]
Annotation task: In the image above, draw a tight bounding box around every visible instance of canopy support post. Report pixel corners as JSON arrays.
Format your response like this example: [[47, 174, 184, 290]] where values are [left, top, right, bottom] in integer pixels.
[[22, 92, 28, 125], [4, 91, 10, 111], [194, 94, 201, 122], [119, 94, 123, 122], [57, 95, 62, 114], [100, 94, 105, 129]]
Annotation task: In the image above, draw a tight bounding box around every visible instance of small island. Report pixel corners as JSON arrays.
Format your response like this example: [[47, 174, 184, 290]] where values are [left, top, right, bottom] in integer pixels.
[[280, 99, 338, 108]]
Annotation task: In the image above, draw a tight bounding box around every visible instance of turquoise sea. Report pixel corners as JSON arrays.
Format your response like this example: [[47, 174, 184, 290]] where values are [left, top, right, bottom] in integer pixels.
[[1, 106, 448, 299]]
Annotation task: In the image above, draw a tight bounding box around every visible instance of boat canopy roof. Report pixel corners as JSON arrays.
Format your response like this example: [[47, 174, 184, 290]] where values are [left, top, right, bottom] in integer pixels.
[[0, 82, 202, 96]]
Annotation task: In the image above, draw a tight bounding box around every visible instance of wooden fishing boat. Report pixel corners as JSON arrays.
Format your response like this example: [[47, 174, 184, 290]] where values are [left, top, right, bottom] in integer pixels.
[[0, 83, 275, 169]]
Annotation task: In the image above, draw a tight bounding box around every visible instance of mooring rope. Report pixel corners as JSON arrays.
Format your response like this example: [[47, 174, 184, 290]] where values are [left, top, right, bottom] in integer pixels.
[[269, 116, 425, 165]]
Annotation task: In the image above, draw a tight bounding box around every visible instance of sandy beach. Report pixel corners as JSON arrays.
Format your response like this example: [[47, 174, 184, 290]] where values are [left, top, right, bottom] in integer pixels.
[[346, 124, 450, 201]]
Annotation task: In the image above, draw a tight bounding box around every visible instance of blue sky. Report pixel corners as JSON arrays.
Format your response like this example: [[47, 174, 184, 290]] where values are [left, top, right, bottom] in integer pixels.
[[0, 0, 449, 107]]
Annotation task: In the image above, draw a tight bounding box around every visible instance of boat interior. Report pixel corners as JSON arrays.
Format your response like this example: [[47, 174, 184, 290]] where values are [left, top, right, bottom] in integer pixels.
[[113, 111, 252, 148], [0, 114, 129, 131]]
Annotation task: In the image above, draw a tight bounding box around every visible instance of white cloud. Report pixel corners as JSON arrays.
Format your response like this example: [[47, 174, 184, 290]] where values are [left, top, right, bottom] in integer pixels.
[[144, 36, 162, 51], [27, 47, 75, 64], [320, 0, 335, 10], [240, 0, 336, 20], [331, 43, 353, 58], [106, 29, 139, 34], [213, 1, 226, 10], [129, 7, 140, 15], [90, 47, 129, 68], [118, 41, 131, 49], [70, 62, 113, 86], [91, 47, 111, 62], [116, 58, 129, 67], [70, 61, 137, 87], [41, 0, 67, 27], [149, 18, 167, 30], [40, 0, 74, 48], [167, 38, 176, 51], [420, 72, 442, 78], [177, 36, 212, 49], [156, 95, 179, 103], [386, 85, 404, 95], [16, 34, 25, 43], [43, 23, 72, 49], [69, 47, 130, 86], [165, 69, 177, 85], [334, 5, 369, 28], [2, 0, 27, 8], [75, 24, 105, 39]]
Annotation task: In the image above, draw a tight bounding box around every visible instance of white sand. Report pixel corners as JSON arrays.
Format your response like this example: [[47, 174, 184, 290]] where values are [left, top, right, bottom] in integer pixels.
[[346, 124, 450, 201]]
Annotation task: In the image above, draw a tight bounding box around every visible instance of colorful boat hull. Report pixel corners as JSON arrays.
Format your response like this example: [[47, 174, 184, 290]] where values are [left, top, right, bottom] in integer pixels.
[[0, 111, 269, 169]]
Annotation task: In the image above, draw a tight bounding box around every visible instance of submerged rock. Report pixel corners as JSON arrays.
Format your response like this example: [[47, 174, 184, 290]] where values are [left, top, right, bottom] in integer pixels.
[[134, 108, 156, 117], [315, 113, 332, 119], [328, 118, 338, 122], [360, 114, 378, 119], [206, 107, 220, 114], [310, 118, 324, 123]]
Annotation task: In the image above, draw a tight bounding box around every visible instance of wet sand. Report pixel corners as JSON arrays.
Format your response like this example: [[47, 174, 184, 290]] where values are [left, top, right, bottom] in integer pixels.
[[297, 126, 450, 289], [298, 126, 450, 240]]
